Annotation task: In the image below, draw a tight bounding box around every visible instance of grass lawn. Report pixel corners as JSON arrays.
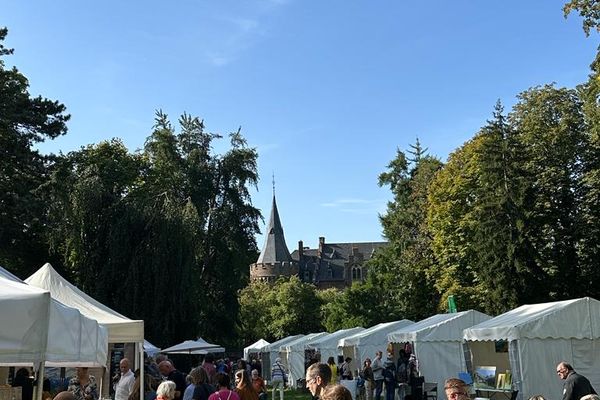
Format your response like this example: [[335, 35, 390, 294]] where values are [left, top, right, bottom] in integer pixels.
[[265, 387, 312, 400]]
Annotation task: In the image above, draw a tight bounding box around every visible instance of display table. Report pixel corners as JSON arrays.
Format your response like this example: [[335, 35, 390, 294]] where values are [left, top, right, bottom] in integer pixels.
[[475, 387, 517, 400]]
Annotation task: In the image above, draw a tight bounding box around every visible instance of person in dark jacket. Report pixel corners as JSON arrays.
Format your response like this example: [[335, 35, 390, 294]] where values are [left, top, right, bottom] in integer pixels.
[[556, 362, 597, 400]]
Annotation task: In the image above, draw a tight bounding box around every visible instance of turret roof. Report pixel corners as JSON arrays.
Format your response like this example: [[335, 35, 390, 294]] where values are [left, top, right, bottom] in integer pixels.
[[256, 195, 293, 264]]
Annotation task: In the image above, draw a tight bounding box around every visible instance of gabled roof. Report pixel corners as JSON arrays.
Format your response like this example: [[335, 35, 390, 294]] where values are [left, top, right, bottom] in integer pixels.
[[388, 310, 491, 343], [257, 195, 293, 264], [463, 297, 600, 341], [26, 263, 144, 343], [339, 319, 414, 347]]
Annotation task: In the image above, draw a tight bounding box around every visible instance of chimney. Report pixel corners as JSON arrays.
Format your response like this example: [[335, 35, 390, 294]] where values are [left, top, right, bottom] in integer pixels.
[[298, 240, 304, 258], [318, 236, 325, 257]]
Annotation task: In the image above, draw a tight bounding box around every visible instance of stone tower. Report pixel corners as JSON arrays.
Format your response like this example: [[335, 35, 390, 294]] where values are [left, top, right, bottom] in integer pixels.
[[250, 195, 299, 283]]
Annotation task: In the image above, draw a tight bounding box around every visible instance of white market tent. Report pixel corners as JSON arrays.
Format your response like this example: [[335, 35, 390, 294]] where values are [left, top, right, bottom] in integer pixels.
[[26, 263, 144, 343], [0, 275, 52, 365], [387, 310, 491, 400], [0, 267, 108, 367], [306, 327, 365, 366], [26, 263, 144, 399], [281, 332, 328, 388], [463, 297, 600, 400], [244, 339, 270, 361], [144, 340, 161, 357], [339, 320, 414, 372], [262, 334, 304, 380], [161, 338, 224, 354]]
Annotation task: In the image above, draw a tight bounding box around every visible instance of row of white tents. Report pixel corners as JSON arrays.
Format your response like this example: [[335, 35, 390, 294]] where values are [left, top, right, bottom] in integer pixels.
[[245, 297, 600, 400], [0, 263, 144, 400]]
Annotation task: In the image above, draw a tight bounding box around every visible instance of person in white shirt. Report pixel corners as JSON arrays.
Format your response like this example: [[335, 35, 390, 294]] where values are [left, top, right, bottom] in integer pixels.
[[115, 358, 136, 400]]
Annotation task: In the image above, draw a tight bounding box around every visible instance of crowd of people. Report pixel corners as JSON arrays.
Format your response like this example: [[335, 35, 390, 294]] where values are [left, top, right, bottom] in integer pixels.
[[8, 353, 598, 400]]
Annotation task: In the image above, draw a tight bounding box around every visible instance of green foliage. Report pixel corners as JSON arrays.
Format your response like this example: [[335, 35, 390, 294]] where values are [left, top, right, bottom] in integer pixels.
[[46, 112, 260, 347], [564, 0, 600, 36], [369, 143, 442, 320], [238, 276, 324, 342], [0, 27, 70, 276]]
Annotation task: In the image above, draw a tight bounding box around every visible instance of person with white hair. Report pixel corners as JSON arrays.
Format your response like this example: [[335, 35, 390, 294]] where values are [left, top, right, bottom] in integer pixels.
[[271, 357, 287, 400], [156, 381, 176, 400]]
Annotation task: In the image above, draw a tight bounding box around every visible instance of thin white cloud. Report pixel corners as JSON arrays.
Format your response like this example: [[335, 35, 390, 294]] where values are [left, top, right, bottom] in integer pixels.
[[320, 198, 386, 214]]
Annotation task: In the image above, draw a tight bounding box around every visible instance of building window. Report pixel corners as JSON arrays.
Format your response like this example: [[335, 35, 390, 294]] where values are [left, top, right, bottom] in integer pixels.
[[352, 267, 362, 280], [328, 268, 333, 279]]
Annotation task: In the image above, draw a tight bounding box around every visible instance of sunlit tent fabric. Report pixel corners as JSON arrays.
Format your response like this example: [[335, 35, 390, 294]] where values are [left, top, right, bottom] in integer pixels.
[[0, 275, 51, 365], [244, 339, 270, 361], [26, 263, 144, 342], [144, 340, 161, 357], [262, 334, 304, 380], [339, 320, 414, 371], [281, 332, 328, 388], [306, 327, 365, 366], [0, 267, 108, 367], [161, 338, 222, 354], [463, 297, 600, 400], [387, 311, 491, 400]]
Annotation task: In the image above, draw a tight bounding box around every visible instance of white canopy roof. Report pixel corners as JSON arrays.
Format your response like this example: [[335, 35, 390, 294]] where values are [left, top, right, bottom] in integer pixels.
[[26, 263, 144, 343], [463, 297, 600, 341], [281, 333, 327, 388], [0, 271, 108, 367], [144, 340, 161, 357], [161, 338, 222, 354], [306, 327, 365, 364], [388, 310, 491, 343], [339, 320, 414, 368], [339, 320, 414, 347], [243, 339, 270, 360]]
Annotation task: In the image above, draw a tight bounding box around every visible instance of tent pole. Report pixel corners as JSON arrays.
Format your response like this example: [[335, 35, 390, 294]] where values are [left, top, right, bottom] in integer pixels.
[[139, 342, 145, 400], [35, 362, 45, 400]]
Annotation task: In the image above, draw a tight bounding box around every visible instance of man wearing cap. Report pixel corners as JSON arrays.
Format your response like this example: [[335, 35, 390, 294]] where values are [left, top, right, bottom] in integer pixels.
[[271, 357, 287, 400]]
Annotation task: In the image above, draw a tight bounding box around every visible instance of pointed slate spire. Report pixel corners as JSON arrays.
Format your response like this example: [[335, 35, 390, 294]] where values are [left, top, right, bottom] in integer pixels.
[[257, 195, 293, 264]]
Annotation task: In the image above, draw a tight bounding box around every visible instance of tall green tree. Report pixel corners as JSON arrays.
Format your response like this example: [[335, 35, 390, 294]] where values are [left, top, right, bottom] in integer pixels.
[[510, 85, 587, 299], [369, 143, 443, 319], [0, 27, 70, 276]]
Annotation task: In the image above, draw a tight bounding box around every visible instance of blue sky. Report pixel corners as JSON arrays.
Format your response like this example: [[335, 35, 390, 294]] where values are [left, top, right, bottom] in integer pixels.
[[3, 0, 598, 250]]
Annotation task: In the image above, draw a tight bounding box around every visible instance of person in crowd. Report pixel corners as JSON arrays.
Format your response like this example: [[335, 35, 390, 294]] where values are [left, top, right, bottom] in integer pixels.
[[115, 358, 136, 400], [158, 361, 187, 400], [191, 367, 215, 400], [54, 392, 76, 400], [361, 358, 374, 400], [340, 358, 353, 380], [271, 357, 287, 400], [443, 378, 469, 400], [305, 363, 332, 400], [68, 367, 98, 400], [580, 395, 600, 400], [12, 368, 34, 400], [320, 384, 352, 400], [371, 352, 384, 400], [235, 370, 258, 400], [202, 354, 217, 385], [556, 362, 597, 400], [383, 360, 396, 400], [129, 371, 157, 400], [156, 381, 176, 400], [326, 358, 338, 384], [251, 370, 266, 400], [528, 396, 547, 400], [183, 368, 203, 400], [208, 373, 241, 400]]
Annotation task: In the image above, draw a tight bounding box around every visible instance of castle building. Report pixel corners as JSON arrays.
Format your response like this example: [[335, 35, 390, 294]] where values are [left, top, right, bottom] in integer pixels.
[[250, 194, 388, 289]]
